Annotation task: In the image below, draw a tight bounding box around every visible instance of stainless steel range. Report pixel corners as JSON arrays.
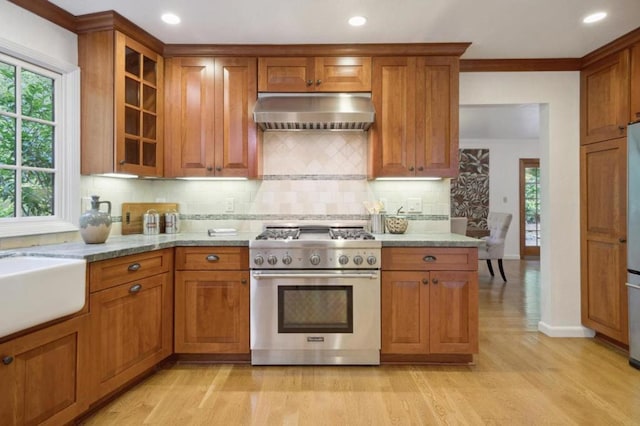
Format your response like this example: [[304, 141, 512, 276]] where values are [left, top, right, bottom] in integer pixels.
[[249, 225, 381, 365]]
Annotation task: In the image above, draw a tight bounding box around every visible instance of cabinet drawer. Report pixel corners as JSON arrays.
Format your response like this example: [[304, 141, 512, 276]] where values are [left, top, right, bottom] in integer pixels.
[[89, 249, 172, 293], [175, 247, 248, 271], [382, 247, 477, 271]]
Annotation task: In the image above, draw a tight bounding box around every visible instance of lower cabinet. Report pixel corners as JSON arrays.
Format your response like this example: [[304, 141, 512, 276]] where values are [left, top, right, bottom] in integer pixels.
[[381, 247, 478, 361], [0, 315, 89, 426], [88, 249, 174, 402], [174, 247, 250, 355]]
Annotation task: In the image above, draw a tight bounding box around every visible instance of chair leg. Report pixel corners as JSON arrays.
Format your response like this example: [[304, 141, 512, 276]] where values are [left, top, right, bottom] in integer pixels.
[[486, 260, 494, 276], [498, 259, 507, 282]]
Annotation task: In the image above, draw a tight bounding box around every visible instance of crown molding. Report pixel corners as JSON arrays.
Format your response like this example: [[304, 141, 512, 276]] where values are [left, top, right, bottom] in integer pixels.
[[75, 11, 164, 53], [581, 26, 640, 67], [460, 58, 581, 72], [8, 0, 76, 32]]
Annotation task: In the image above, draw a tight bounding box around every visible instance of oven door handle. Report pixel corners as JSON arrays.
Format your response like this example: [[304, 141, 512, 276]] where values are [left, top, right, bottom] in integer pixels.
[[251, 272, 379, 280]]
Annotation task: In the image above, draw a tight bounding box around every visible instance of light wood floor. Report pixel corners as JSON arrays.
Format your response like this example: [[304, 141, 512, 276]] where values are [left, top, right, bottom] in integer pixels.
[[82, 261, 640, 425]]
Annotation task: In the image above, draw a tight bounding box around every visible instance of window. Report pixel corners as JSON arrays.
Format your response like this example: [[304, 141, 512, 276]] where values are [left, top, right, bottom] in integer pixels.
[[0, 39, 79, 237], [519, 158, 540, 258]]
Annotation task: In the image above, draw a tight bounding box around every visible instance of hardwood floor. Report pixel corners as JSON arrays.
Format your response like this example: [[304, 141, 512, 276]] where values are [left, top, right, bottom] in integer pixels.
[[81, 260, 640, 425]]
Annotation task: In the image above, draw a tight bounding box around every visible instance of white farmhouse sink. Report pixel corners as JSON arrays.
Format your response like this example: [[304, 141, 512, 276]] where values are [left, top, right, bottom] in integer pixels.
[[0, 255, 86, 338]]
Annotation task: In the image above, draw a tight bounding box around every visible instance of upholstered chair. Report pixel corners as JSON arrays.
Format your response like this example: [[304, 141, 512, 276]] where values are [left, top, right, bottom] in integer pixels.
[[450, 217, 468, 235], [478, 212, 513, 282]]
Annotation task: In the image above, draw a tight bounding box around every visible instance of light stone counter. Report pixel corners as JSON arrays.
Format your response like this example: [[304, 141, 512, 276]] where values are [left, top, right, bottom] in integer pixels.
[[3, 232, 481, 262]]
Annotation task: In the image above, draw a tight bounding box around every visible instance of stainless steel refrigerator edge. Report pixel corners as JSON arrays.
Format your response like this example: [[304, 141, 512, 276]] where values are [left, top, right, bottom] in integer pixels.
[[627, 121, 640, 370]]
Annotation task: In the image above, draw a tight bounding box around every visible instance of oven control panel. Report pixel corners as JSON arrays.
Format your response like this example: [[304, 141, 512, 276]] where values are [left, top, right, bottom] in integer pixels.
[[250, 248, 380, 269]]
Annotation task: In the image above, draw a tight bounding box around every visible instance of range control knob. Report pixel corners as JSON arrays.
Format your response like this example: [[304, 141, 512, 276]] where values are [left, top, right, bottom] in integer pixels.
[[282, 255, 293, 265], [367, 255, 377, 265], [353, 255, 363, 265], [338, 255, 349, 265], [254, 255, 264, 266], [309, 254, 321, 266], [267, 255, 278, 265]]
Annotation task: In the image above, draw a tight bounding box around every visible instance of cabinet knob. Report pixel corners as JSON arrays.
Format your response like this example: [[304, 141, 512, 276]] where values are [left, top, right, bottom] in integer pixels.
[[128, 263, 141, 271], [432, 278, 439, 284], [119, 159, 126, 165], [306, 79, 314, 86], [418, 166, 424, 171], [619, 125, 626, 132], [241, 279, 247, 284], [620, 238, 627, 243], [206, 166, 213, 172], [423, 255, 437, 262], [206, 254, 220, 262], [316, 79, 322, 85], [216, 166, 222, 172], [2, 356, 13, 365], [408, 166, 415, 172], [422, 278, 429, 285], [129, 283, 142, 293]]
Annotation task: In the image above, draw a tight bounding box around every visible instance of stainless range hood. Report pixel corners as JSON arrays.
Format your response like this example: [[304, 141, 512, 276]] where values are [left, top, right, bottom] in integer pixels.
[[253, 93, 375, 131]]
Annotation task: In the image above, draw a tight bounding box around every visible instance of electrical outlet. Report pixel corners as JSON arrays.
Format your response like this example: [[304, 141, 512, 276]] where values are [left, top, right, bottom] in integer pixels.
[[224, 198, 234, 213], [407, 197, 422, 213]]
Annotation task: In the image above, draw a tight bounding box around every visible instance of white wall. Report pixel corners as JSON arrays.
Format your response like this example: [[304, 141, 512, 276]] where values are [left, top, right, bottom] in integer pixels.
[[461, 72, 592, 338], [460, 137, 540, 259]]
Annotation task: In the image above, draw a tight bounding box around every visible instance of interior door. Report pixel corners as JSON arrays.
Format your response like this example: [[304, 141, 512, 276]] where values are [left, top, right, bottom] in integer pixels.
[[519, 158, 540, 258]]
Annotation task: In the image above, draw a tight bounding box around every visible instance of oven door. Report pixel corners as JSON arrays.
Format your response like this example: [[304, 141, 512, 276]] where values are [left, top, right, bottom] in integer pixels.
[[250, 270, 380, 365]]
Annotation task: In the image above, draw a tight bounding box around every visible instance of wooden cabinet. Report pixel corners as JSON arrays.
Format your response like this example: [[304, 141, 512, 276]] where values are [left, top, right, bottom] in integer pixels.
[[88, 249, 173, 401], [381, 247, 478, 360], [631, 43, 640, 123], [0, 315, 88, 426], [79, 31, 164, 176], [174, 247, 250, 355], [580, 138, 628, 344], [258, 57, 371, 92], [164, 57, 259, 178], [580, 50, 630, 145], [370, 56, 459, 178]]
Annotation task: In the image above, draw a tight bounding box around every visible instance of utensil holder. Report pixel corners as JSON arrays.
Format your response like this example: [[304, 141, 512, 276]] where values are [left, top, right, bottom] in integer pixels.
[[370, 213, 386, 234]]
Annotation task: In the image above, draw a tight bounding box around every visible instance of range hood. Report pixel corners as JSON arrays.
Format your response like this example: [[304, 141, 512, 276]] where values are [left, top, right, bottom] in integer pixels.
[[253, 93, 375, 131]]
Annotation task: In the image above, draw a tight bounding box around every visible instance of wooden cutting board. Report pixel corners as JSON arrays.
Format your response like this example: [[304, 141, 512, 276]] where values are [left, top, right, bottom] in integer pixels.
[[121, 202, 179, 235]]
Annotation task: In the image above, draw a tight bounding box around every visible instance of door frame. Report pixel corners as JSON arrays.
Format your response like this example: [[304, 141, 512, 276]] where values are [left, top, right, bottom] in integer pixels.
[[520, 158, 540, 258]]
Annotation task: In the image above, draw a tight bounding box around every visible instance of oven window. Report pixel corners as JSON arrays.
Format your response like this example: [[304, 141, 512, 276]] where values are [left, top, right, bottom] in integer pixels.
[[278, 286, 353, 333]]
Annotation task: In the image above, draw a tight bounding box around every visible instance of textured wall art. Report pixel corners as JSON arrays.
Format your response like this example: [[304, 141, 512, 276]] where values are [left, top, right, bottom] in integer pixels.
[[450, 149, 490, 229]]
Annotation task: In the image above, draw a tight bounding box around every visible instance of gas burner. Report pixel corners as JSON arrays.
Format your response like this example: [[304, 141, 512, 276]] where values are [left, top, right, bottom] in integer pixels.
[[329, 227, 375, 240], [255, 227, 300, 240]]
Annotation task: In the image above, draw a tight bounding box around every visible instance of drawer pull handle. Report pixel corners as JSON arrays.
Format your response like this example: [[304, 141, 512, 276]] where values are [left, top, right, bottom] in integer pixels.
[[241, 279, 247, 284], [206, 254, 220, 262], [423, 255, 437, 262], [2, 356, 13, 365], [129, 284, 142, 293], [128, 263, 141, 271], [422, 278, 429, 285], [432, 278, 439, 284]]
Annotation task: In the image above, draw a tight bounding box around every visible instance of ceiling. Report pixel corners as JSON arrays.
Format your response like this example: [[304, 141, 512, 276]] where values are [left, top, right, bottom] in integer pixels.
[[49, 0, 640, 59]]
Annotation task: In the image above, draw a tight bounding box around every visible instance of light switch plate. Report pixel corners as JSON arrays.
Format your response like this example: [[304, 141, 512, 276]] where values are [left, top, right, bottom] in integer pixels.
[[407, 197, 422, 213], [225, 198, 234, 213]]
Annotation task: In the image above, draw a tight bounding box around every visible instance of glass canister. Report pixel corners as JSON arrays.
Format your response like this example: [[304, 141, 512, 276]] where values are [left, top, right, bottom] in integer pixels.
[[79, 195, 112, 244]]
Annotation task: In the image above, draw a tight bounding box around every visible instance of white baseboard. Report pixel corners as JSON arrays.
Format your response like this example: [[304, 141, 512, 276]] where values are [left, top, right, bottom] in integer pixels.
[[538, 321, 596, 338]]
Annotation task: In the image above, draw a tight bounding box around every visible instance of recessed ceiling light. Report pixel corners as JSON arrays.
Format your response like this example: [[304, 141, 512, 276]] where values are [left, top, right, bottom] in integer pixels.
[[583, 12, 607, 24], [161, 13, 181, 25], [348, 16, 367, 27]]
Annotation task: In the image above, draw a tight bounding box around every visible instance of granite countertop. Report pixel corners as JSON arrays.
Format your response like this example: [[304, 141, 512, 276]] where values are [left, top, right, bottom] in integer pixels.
[[5, 232, 482, 262]]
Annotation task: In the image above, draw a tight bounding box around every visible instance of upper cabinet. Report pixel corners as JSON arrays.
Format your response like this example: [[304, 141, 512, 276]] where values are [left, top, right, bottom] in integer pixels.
[[258, 57, 371, 92], [631, 43, 640, 123], [164, 57, 259, 178], [369, 56, 459, 178], [580, 50, 630, 145], [79, 31, 164, 176]]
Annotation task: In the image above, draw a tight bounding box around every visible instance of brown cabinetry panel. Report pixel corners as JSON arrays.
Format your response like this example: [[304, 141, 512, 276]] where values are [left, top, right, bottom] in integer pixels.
[[165, 57, 258, 177], [175, 246, 249, 270], [631, 43, 640, 123], [0, 315, 88, 426], [258, 57, 371, 92], [382, 247, 477, 271], [580, 138, 628, 343], [89, 249, 172, 292], [580, 50, 630, 145]]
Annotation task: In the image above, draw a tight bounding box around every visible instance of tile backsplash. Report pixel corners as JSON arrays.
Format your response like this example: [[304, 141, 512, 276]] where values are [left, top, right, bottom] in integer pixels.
[[3, 132, 451, 248]]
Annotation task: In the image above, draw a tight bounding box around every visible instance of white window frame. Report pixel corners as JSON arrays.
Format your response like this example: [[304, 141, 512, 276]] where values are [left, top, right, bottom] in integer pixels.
[[0, 37, 80, 237]]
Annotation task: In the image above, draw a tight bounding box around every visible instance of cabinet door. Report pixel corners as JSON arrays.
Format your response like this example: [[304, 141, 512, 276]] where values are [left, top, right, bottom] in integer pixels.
[[370, 57, 416, 177], [314, 57, 371, 92], [115, 32, 164, 176], [164, 57, 215, 177], [429, 271, 478, 354], [381, 271, 429, 354], [175, 271, 250, 353], [415, 56, 459, 177], [631, 43, 640, 123], [214, 57, 258, 177], [581, 50, 630, 145], [89, 273, 173, 400], [0, 316, 88, 426], [580, 138, 628, 343], [258, 57, 315, 92]]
